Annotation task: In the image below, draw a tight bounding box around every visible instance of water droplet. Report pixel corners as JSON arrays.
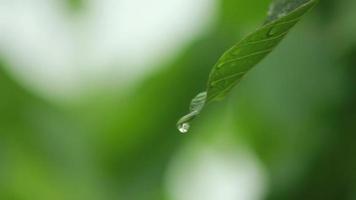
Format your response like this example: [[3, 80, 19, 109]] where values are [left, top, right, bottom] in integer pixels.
[[178, 123, 190, 133], [217, 63, 224, 69], [278, 12, 287, 18], [267, 26, 278, 37]]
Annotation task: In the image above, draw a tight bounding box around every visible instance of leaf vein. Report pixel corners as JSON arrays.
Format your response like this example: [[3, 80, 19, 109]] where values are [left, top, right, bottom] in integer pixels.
[[219, 48, 274, 68]]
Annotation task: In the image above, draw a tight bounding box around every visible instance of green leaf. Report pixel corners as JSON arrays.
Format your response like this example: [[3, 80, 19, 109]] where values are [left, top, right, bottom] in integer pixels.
[[177, 0, 318, 133]]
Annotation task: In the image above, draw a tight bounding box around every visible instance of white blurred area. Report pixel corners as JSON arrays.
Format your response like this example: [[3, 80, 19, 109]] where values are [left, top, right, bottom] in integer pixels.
[[0, 0, 216, 101], [166, 138, 267, 200]]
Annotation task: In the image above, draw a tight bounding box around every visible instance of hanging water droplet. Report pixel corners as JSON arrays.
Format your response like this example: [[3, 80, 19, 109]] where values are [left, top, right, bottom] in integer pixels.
[[178, 123, 190, 133]]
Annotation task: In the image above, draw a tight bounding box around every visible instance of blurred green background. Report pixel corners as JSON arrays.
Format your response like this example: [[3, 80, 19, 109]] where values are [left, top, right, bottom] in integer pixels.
[[0, 0, 355, 199]]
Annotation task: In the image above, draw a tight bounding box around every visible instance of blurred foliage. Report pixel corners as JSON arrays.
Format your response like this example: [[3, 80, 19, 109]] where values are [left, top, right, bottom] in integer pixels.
[[0, 0, 356, 200], [67, 0, 85, 13]]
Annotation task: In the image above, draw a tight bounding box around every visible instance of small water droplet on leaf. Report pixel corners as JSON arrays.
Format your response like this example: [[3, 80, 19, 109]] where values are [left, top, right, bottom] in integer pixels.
[[178, 123, 190, 133], [267, 26, 278, 37]]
